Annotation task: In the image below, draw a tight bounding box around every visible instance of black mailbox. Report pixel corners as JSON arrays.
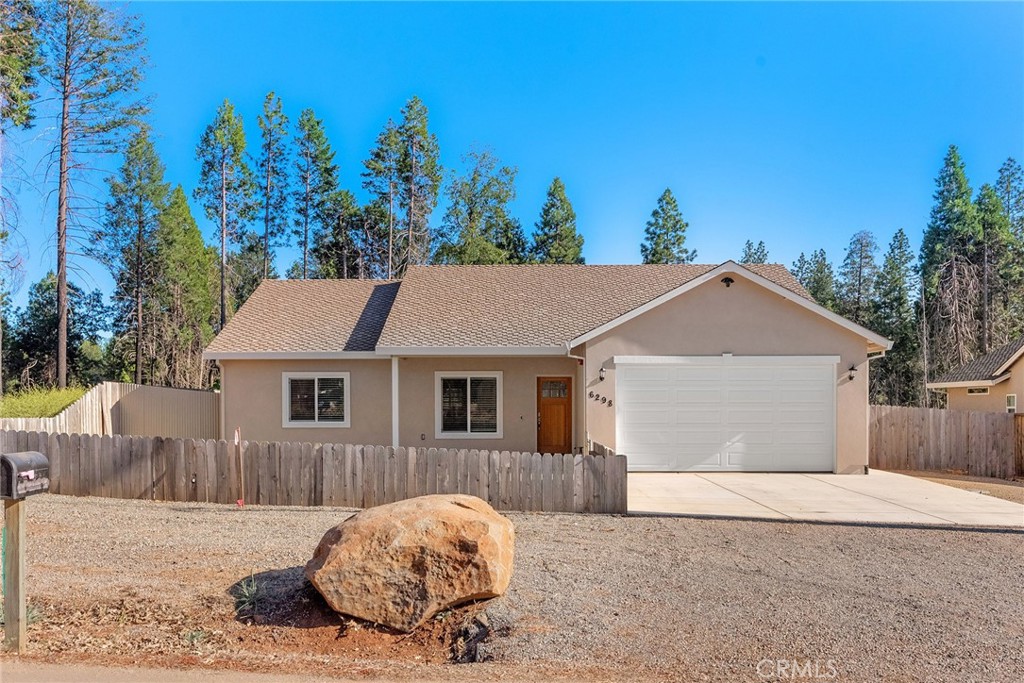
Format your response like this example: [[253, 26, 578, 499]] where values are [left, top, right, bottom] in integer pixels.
[[0, 452, 49, 500]]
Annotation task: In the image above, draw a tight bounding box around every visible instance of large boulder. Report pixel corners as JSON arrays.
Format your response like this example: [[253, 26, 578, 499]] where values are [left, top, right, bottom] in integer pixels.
[[304, 494, 515, 632]]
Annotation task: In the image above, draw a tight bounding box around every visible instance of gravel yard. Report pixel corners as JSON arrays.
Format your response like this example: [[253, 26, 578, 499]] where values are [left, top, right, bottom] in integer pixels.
[[2, 494, 1023, 682]]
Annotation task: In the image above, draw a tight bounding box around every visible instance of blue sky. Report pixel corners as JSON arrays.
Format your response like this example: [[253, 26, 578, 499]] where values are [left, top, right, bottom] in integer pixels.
[[9, 1, 1024, 310]]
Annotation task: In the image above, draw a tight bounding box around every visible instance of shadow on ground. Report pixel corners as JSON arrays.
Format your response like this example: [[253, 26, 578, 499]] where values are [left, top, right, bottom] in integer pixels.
[[226, 567, 498, 662]]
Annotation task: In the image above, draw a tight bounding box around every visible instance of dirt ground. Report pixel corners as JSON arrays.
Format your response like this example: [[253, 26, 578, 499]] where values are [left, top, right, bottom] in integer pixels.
[[1, 494, 1022, 682], [896, 470, 1024, 504]]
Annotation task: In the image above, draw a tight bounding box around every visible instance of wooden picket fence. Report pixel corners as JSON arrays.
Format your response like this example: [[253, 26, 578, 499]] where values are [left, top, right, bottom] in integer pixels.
[[0, 429, 628, 514], [869, 405, 1020, 478]]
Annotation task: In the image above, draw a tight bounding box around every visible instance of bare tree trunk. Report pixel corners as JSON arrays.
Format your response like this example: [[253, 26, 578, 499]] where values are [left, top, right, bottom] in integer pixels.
[[55, 9, 74, 388], [135, 223, 142, 384], [262, 141, 273, 279], [0, 98, 6, 397], [920, 287, 929, 408], [340, 214, 348, 278], [981, 235, 989, 354], [406, 138, 417, 271], [387, 181, 394, 279], [219, 157, 227, 330], [302, 163, 309, 279]]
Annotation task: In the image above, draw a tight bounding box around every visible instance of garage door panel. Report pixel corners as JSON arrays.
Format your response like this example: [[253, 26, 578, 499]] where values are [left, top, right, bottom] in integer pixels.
[[617, 357, 836, 472], [674, 408, 721, 425], [674, 389, 720, 403], [725, 366, 775, 382], [726, 408, 775, 424], [671, 366, 722, 382], [722, 429, 775, 445]]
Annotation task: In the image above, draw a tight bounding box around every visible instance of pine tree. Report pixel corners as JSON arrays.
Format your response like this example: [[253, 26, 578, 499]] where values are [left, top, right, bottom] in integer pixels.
[[739, 240, 768, 264], [533, 177, 584, 264], [435, 150, 523, 265], [871, 229, 920, 406], [791, 249, 838, 311], [194, 99, 255, 329], [641, 189, 695, 264], [293, 108, 339, 279], [396, 96, 442, 273], [995, 158, 1024, 340], [256, 92, 290, 279], [975, 184, 1014, 351], [229, 231, 275, 309], [310, 190, 365, 279], [39, 0, 148, 387], [151, 186, 215, 388], [92, 127, 168, 384], [920, 145, 982, 379], [836, 230, 879, 326], [6, 272, 107, 389], [361, 119, 402, 278]]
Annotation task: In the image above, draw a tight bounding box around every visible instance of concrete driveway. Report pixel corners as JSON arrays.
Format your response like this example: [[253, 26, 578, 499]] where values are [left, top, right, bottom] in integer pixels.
[[628, 470, 1024, 528]]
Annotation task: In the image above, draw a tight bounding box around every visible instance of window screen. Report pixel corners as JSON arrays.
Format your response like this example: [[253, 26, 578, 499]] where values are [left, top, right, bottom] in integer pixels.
[[1008, 395, 1017, 414]]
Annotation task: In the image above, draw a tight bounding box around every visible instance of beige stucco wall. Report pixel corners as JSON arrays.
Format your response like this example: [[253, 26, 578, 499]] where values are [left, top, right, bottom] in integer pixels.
[[220, 359, 392, 444], [577, 276, 872, 474], [945, 367, 1023, 414], [396, 356, 583, 452]]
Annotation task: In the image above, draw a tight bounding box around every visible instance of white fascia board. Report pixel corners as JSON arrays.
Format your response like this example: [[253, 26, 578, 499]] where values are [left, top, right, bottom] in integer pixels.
[[994, 346, 1024, 376], [926, 375, 1011, 389], [375, 345, 565, 357], [569, 260, 894, 351], [613, 355, 842, 366], [203, 351, 387, 361]]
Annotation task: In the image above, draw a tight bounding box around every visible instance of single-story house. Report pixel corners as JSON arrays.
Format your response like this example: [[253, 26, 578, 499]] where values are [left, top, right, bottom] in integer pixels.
[[203, 261, 892, 474], [926, 336, 1024, 414]]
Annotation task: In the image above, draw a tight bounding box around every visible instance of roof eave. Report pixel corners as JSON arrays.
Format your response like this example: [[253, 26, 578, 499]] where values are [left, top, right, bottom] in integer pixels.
[[375, 345, 566, 357], [203, 351, 386, 361], [926, 374, 1012, 390]]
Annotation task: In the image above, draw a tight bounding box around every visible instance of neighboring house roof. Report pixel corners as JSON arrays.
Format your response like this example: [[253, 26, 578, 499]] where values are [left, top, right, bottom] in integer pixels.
[[928, 336, 1024, 388], [376, 262, 812, 352], [204, 261, 891, 359], [204, 279, 399, 358]]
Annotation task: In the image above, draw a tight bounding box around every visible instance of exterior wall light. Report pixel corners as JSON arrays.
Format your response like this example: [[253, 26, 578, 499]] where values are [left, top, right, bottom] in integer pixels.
[[848, 364, 857, 381], [599, 368, 606, 381], [721, 277, 734, 287]]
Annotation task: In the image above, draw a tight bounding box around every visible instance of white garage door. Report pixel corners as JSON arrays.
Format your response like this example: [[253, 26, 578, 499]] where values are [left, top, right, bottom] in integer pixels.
[[615, 356, 837, 472]]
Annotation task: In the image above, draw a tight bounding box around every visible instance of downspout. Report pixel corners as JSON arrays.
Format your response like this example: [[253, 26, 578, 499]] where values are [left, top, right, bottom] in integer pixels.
[[391, 356, 399, 448], [565, 342, 586, 454]]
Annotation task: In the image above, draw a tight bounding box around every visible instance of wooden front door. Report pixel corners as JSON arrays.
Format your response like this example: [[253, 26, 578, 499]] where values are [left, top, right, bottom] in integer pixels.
[[537, 377, 572, 454]]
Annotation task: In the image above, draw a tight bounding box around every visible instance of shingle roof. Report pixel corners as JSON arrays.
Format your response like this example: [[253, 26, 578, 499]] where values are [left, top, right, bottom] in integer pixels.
[[932, 336, 1024, 384], [205, 264, 815, 355], [205, 279, 399, 355], [376, 263, 812, 349]]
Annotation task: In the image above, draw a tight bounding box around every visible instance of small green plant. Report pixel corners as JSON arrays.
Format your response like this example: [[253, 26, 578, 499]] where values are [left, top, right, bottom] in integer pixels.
[[0, 387, 87, 418], [183, 629, 207, 648], [0, 602, 43, 626], [232, 573, 262, 617]]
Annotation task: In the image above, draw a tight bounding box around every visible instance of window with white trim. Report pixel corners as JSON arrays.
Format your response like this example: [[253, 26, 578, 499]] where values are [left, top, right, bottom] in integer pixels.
[[282, 372, 350, 427], [967, 387, 989, 395], [1008, 394, 1017, 414], [435, 372, 502, 438]]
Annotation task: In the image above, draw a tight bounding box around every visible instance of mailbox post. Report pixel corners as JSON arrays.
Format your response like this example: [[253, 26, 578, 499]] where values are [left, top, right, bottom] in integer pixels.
[[1, 451, 49, 654]]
